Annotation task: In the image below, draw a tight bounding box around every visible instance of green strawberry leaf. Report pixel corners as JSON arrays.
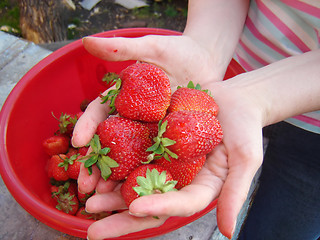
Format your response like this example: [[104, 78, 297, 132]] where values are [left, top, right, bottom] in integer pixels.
[[177, 81, 213, 96], [102, 72, 119, 84], [84, 155, 98, 168], [158, 120, 166, 136], [79, 134, 118, 180], [99, 147, 111, 155], [146, 121, 177, 162], [100, 78, 122, 114], [187, 81, 195, 89], [100, 156, 119, 168], [146, 139, 160, 152], [161, 137, 176, 147], [99, 161, 112, 181], [133, 169, 177, 197]]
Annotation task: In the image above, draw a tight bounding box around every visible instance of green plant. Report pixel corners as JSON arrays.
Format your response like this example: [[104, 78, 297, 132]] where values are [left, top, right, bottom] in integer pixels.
[[0, 0, 20, 34]]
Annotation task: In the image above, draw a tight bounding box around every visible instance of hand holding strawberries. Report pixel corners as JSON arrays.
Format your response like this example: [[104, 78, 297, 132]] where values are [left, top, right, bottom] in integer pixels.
[[72, 36, 264, 240]]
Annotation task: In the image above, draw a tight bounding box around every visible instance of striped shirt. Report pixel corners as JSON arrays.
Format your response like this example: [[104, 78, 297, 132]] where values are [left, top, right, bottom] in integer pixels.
[[234, 0, 320, 134]]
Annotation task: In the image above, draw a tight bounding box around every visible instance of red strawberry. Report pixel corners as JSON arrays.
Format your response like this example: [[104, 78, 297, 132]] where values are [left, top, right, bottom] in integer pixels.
[[56, 152, 81, 180], [77, 189, 95, 204], [52, 112, 78, 136], [78, 146, 89, 156], [82, 116, 152, 181], [51, 181, 79, 215], [143, 122, 159, 140], [66, 147, 78, 158], [76, 206, 112, 220], [147, 111, 223, 162], [154, 155, 206, 189], [47, 154, 69, 181], [43, 135, 70, 156], [120, 164, 177, 207], [101, 63, 171, 122], [66, 155, 82, 180], [168, 81, 219, 116]]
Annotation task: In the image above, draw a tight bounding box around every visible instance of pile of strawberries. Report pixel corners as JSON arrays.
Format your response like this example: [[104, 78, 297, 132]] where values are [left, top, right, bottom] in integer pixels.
[[42, 62, 223, 218], [87, 62, 223, 207], [43, 111, 110, 219]]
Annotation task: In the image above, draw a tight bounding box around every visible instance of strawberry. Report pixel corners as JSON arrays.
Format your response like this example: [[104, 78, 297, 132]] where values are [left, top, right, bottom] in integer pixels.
[[147, 111, 223, 162], [154, 155, 206, 189], [54, 152, 81, 180], [81, 116, 152, 181], [77, 189, 95, 205], [101, 63, 171, 122], [51, 181, 79, 215], [80, 99, 90, 112], [66, 147, 78, 158], [43, 134, 70, 156], [76, 206, 112, 220], [143, 122, 159, 140], [78, 146, 89, 156], [66, 155, 82, 180], [168, 81, 219, 116], [47, 154, 69, 181], [53, 112, 78, 136], [120, 164, 177, 207]]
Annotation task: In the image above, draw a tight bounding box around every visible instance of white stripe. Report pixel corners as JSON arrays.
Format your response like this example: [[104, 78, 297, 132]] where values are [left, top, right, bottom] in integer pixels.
[[264, 0, 317, 50]]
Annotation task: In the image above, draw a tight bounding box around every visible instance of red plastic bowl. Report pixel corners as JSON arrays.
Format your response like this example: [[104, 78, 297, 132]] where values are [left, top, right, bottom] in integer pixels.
[[0, 28, 244, 239]]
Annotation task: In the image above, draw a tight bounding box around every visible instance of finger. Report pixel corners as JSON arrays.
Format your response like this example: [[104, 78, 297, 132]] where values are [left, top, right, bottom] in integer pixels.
[[129, 167, 222, 218], [82, 35, 166, 63], [95, 178, 119, 194], [85, 192, 127, 213], [71, 91, 110, 147], [87, 211, 167, 240], [216, 135, 263, 238], [77, 162, 101, 194]]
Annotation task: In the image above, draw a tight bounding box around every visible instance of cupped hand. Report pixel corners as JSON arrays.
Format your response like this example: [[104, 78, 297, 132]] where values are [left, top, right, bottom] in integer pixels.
[[72, 36, 265, 240], [73, 34, 225, 191]]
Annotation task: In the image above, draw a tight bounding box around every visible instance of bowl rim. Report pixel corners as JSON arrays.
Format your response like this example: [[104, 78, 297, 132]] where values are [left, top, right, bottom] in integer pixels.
[[0, 27, 244, 239]]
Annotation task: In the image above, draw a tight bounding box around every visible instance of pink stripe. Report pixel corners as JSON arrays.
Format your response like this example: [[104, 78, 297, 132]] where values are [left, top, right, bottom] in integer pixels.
[[235, 54, 254, 71], [239, 40, 270, 66], [246, 17, 291, 57], [293, 115, 320, 127], [257, 0, 311, 52], [280, 0, 320, 18]]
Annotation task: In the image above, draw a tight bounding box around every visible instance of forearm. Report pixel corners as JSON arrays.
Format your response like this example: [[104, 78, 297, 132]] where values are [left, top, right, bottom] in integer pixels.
[[183, 0, 249, 74], [225, 50, 320, 127]]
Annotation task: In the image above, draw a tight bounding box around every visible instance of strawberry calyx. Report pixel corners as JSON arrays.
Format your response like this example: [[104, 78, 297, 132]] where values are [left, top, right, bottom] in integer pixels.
[[52, 112, 78, 134], [100, 75, 122, 114], [51, 182, 78, 214], [133, 168, 177, 197], [102, 72, 120, 85], [177, 80, 212, 97], [58, 153, 80, 171], [79, 134, 119, 181], [145, 120, 178, 163]]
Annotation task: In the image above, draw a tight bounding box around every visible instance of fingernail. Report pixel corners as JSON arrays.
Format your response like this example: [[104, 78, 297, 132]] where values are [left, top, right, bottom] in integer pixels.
[[82, 37, 88, 43], [87, 236, 90, 240], [129, 211, 148, 217]]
